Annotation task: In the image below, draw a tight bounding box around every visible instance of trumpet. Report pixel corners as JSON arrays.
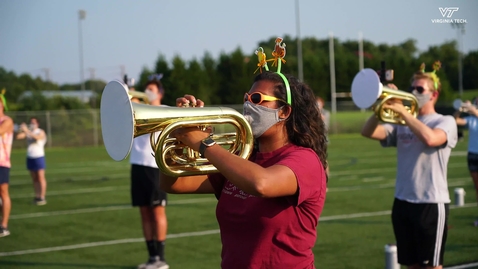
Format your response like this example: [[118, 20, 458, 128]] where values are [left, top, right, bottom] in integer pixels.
[[128, 90, 149, 104], [100, 80, 254, 177], [351, 68, 419, 125], [453, 99, 476, 112]]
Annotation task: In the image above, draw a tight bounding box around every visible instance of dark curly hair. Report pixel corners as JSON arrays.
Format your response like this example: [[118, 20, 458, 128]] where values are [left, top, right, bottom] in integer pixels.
[[253, 72, 328, 178]]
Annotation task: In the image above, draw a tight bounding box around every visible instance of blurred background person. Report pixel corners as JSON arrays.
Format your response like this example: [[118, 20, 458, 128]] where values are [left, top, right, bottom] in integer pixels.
[[0, 92, 13, 237], [454, 97, 478, 227], [16, 117, 48, 205], [316, 97, 330, 135], [317, 96, 330, 186], [130, 76, 169, 269], [124, 74, 141, 103], [361, 62, 457, 269]]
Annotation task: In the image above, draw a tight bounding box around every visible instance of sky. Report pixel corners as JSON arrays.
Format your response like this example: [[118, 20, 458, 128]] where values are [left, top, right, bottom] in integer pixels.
[[0, 0, 476, 86]]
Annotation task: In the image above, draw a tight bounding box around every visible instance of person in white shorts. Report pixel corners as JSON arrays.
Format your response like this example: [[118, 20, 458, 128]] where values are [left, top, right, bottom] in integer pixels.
[[16, 117, 48, 205]]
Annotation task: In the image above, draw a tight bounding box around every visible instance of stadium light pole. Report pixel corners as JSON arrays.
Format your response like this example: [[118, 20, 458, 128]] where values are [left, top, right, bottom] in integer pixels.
[[78, 10, 86, 100], [451, 22, 465, 97], [329, 32, 336, 114], [358, 31, 365, 112], [358, 31, 364, 71], [295, 0, 304, 82]]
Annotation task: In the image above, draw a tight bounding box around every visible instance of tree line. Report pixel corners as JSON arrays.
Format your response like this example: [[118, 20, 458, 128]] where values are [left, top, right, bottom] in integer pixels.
[[1, 35, 477, 111]]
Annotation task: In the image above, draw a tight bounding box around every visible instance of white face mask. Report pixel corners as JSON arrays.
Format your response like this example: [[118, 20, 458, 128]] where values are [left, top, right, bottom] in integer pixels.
[[145, 89, 159, 102], [243, 101, 284, 138], [412, 90, 432, 108]]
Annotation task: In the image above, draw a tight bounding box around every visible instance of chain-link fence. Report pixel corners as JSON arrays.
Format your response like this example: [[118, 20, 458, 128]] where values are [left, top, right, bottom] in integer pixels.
[[8, 110, 101, 149], [6, 100, 456, 149]]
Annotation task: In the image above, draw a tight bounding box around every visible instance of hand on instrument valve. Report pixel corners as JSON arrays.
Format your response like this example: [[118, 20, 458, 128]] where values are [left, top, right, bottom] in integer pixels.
[[172, 127, 211, 152], [382, 99, 409, 116], [173, 94, 210, 152], [386, 83, 398, 90], [176, 94, 204, 108]]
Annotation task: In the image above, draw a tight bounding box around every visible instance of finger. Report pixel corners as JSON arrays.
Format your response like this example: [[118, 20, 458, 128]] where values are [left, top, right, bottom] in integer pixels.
[[170, 129, 181, 138], [386, 83, 398, 90], [183, 94, 197, 107], [205, 126, 214, 134], [176, 97, 190, 107], [196, 99, 205, 108]]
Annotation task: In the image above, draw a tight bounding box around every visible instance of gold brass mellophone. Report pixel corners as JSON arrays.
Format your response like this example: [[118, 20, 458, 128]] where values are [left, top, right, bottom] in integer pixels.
[[100, 80, 254, 177], [351, 69, 419, 125]]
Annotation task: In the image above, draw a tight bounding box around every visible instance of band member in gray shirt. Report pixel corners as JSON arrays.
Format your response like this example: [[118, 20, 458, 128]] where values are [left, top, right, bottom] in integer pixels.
[[361, 62, 457, 269]]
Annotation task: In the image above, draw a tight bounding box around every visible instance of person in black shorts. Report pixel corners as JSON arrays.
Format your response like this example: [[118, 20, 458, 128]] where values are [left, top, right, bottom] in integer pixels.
[[361, 62, 457, 268], [129, 76, 169, 269]]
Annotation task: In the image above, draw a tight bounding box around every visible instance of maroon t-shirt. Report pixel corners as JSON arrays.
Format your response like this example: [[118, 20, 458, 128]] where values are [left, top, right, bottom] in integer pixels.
[[208, 144, 327, 269]]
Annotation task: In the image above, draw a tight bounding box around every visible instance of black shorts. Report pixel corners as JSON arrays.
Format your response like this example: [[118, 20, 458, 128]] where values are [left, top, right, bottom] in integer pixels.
[[467, 152, 478, 172], [0, 167, 10, 184], [392, 198, 449, 267], [130, 164, 167, 207]]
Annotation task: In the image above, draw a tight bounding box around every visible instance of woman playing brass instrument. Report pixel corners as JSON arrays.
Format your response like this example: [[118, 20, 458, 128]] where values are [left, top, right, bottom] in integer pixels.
[[161, 70, 328, 269], [16, 117, 48, 205]]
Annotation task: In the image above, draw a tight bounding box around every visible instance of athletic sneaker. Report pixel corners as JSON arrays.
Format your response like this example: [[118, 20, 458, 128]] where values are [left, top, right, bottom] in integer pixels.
[[138, 258, 169, 269], [0, 226, 10, 237], [147, 260, 169, 269], [33, 198, 47, 206]]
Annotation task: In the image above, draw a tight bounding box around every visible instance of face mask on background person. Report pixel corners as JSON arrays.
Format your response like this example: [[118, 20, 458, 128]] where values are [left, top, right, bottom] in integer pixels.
[[145, 89, 159, 102], [243, 101, 284, 138]]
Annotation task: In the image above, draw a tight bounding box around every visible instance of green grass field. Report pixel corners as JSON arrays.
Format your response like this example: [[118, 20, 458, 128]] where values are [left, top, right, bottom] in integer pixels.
[[0, 134, 477, 269]]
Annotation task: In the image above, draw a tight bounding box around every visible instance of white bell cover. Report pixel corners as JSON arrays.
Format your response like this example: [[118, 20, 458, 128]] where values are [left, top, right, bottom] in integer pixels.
[[100, 80, 135, 161], [351, 68, 383, 109]]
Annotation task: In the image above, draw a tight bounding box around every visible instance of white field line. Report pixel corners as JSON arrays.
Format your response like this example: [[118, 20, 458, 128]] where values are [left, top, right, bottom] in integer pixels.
[[9, 176, 472, 200], [9, 164, 127, 176], [11, 160, 465, 186], [1, 202, 476, 257], [9, 173, 127, 186], [10, 186, 129, 199], [362, 177, 384, 182], [327, 179, 470, 192], [8, 161, 466, 187], [0, 229, 221, 257], [331, 162, 466, 176], [338, 176, 359, 181], [328, 150, 467, 159], [319, 150, 466, 166], [9, 197, 217, 220], [7, 178, 473, 221], [8, 150, 467, 178], [450, 151, 468, 157], [445, 262, 478, 269]]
